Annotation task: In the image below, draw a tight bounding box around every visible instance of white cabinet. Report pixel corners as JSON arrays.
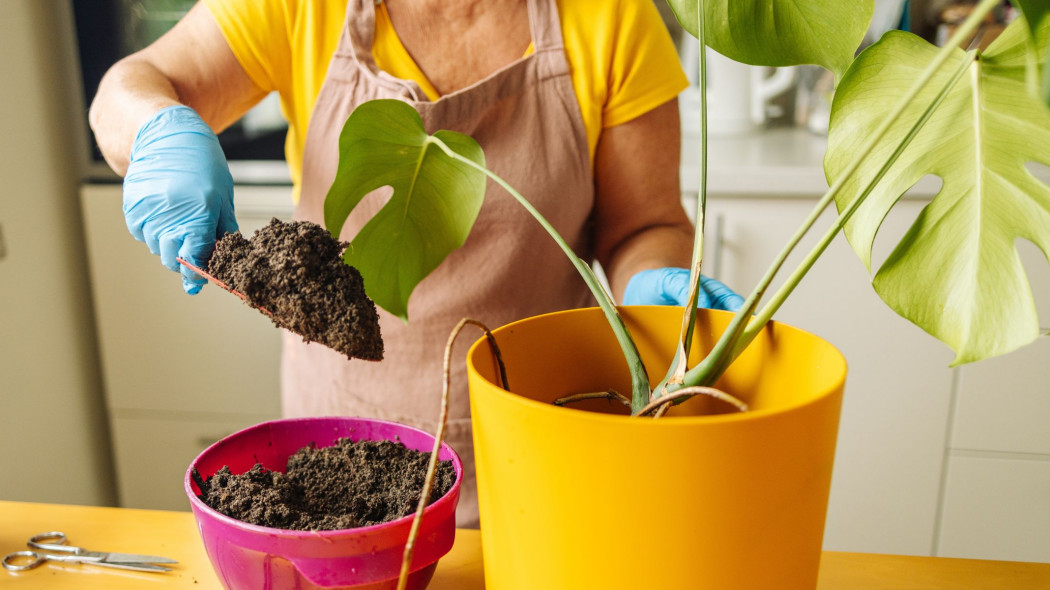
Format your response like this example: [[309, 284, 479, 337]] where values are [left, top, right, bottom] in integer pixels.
[[81, 183, 293, 510], [110, 415, 276, 510], [936, 455, 1050, 563], [697, 194, 956, 556], [952, 338, 1050, 456], [937, 243, 1050, 563], [685, 128, 1050, 562]]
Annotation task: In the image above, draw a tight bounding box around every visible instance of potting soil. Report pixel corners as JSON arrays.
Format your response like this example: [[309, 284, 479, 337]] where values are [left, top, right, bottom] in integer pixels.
[[196, 438, 455, 530], [207, 218, 383, 361]]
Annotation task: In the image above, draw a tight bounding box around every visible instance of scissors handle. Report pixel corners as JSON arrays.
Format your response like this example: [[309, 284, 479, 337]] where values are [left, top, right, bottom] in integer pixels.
[[3, 551, 48, 572], [27, 532, 75, 554]]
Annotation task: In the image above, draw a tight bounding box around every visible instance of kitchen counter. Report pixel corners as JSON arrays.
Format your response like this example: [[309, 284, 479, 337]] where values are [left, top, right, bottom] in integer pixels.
[[685, 127, 1050, 198], [2, 501, 1049, 589]]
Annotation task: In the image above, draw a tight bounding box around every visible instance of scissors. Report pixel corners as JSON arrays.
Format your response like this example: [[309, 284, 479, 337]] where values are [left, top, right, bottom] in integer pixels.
[[3, 531, 178, 573]]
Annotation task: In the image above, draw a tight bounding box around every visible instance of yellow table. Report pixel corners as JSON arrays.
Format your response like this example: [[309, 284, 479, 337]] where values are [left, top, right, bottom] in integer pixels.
[[2, 501, 1048, 589]]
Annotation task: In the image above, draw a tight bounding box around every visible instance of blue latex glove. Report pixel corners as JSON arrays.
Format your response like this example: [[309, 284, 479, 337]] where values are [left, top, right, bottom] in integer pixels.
[[623, 268, 745, 312], [123, 105, 238, 294]]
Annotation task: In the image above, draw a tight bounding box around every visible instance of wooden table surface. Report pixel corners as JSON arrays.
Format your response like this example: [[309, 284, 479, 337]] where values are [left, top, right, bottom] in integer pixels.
[[2, 501, 1048, 589]]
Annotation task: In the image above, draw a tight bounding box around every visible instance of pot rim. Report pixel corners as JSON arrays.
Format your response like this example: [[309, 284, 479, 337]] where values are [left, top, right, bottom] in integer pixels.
[[467, 305, 847, 427], [183, 416, 463, 538]]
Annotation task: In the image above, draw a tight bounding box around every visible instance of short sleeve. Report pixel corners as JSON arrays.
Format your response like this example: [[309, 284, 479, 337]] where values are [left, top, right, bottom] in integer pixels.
[[602, 0, 689, 128], [201, 0, 295, 93]]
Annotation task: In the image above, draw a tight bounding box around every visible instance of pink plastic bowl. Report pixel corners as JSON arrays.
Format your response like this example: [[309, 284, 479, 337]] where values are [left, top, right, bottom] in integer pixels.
[[184, 417, 462, 590]]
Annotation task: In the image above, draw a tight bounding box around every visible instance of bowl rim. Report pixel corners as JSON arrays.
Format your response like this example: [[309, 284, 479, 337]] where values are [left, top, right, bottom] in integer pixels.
[[183, 416, 464, 538]]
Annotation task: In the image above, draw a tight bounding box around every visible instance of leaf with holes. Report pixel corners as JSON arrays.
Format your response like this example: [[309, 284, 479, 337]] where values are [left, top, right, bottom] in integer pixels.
[[324, 99, 486, 322], [826, 22, 1050, 365], [666, 0, 872, 76]]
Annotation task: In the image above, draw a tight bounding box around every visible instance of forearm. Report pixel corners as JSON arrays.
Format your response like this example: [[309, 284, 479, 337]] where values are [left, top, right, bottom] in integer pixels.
[[604, 222, 694, 302], [89, 2, 265, 177], [89, 57, 182, 176], [591, 98, 694, 301]]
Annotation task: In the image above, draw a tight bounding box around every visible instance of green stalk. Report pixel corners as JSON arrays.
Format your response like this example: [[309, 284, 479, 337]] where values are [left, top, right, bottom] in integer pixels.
[[683, 0, 708, 354], [432, 141, 651, 410], [660, 0, 708, 394], [685, 39, 983, 388]]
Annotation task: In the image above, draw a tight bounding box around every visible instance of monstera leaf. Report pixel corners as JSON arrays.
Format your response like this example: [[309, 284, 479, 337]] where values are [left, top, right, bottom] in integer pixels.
[[665, 0, 872, 76], [324, 99, 486, 322], [825, 21, 1050, 365], [1015, 0, 1050, 106]]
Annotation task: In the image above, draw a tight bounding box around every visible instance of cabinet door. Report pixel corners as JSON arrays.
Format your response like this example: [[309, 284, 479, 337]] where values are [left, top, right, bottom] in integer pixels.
[[951, 238, 1050, 455], [952, 338, 1050, 455], [936, 455, 1050, 563], [81, 184, 292, 417], [703, 195, 955, 556], [110, 414, 276, 510]]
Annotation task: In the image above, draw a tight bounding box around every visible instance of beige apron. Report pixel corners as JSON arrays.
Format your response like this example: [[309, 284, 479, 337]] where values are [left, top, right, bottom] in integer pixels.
[[284, 0, 594, 527]]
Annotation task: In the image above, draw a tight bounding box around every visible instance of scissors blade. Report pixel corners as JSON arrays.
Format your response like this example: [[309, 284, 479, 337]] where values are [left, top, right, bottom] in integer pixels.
[[92, 560, 173, 573], [100, 552, 179, 565]]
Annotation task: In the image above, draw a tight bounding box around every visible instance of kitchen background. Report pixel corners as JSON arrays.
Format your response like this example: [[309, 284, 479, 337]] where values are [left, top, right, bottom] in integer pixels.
[[2, 0, 1047, 564]]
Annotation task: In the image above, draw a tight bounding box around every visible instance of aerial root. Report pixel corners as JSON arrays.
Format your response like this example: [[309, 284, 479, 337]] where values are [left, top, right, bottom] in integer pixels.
[[637, 386, 749, 418], [552, 390, 631, 408]]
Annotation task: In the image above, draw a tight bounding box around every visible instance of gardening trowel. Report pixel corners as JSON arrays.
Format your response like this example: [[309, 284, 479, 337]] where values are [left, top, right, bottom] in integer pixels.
[[176, 258, 273, 317]]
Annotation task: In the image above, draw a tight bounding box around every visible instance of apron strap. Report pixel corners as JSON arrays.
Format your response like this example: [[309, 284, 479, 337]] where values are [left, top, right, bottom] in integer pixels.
[[345, 0, 378, 69], [528, 0, 564, 53], [343, 0, 427, 100]]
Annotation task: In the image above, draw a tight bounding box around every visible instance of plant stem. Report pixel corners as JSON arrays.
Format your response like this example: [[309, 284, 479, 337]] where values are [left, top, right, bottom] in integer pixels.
[[684, 22, 988, 388], [431, 141, 652, 411], [681, 0, 709, 354], [659, 0, 708, 396], [398, 318, 495, 590]]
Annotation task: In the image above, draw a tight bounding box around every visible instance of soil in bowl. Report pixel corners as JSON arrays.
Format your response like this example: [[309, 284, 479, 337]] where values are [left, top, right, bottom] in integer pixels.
[[207, 218, 383, 361], [195, 438, 455, 530]]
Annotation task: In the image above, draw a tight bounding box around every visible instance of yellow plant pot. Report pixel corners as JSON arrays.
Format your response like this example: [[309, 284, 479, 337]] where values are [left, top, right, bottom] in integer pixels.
[[467, 306, 846, 590]]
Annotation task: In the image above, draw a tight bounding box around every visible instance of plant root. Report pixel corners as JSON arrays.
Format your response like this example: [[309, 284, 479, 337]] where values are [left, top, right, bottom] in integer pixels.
[[652, 401, 671, 419], [190, 468, 208, 495], [637, 386, 749, 417], [398, 318, 501, 590], [552, 390, 631, 408]]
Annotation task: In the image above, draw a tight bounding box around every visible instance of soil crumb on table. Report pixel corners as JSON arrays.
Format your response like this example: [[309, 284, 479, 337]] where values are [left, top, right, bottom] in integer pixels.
[[196, 438, 455, 530], [208, 218, 383, 361]]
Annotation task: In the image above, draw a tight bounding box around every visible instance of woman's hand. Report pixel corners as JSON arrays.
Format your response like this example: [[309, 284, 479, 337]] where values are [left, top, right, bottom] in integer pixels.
[[123, 106, 239, 294], [623, 268, 744, 311]]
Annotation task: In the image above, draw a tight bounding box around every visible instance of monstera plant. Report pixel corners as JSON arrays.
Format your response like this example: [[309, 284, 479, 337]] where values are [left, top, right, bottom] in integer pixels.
[[325, 0, 1050, 415]]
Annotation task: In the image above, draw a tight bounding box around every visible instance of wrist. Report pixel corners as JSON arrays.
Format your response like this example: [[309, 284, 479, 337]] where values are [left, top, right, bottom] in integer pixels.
[[130, 105, 216, 162]]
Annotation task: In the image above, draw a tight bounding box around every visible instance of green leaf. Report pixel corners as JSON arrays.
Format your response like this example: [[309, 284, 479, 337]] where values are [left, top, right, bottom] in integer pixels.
[[1016, 0, 1050, 42], [323, 99, 486, 322], [1044, 43, 1050, 106], [1014, 1, 1050, 107], [825, 23, 1050, 365], [665, 0, 873, 76]]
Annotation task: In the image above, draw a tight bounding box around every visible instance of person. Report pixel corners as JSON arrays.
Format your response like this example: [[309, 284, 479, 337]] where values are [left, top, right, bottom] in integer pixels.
[[89, 0, 744, 527]]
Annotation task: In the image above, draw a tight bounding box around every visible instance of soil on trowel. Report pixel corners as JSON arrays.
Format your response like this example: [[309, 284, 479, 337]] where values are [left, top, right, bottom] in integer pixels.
[[195, 438, 455, 530], [207, 218, 383, 361]]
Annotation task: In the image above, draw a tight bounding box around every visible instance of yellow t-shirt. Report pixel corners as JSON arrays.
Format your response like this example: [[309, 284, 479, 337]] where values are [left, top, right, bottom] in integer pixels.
[[203, 0, 688, 202]]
